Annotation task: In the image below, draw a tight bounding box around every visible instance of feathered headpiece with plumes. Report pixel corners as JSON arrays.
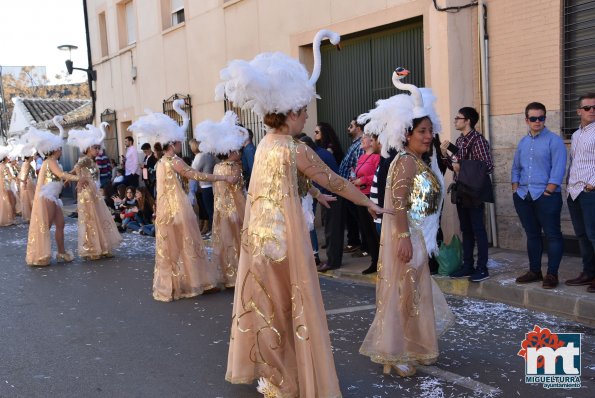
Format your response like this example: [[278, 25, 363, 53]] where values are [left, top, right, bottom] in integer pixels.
[[194, 111, 248, 155], [215, 30, 340, 117], [128, 99, 188, 144], [359, 68, 444, 256], [67, 123, 106, 152], [26, 125, 63, 155], [358, 68, 441, 158], [0, 145, 11, 161]]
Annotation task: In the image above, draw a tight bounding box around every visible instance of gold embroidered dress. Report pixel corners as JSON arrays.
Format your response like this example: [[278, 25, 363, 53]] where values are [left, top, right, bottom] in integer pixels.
[[211, 160, 245, 288], [74, 156, 122, 259], [18, 160, 36, 222], [0, 162, 16, 226], [153, 155, 221, 302], [360, 152, 454, 366], [26, 158, 78, 266], [8, 163, 22, 215], [226, 134, 370, 398]]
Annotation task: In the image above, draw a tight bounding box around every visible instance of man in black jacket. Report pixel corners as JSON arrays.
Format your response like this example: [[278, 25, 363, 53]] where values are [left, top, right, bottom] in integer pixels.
[[440, 107, 493, 283]]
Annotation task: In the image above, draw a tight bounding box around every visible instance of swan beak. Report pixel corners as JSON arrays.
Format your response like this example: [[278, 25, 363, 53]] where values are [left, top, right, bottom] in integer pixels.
[[396, 69, 410, 76], [335, 43, 342, 51]]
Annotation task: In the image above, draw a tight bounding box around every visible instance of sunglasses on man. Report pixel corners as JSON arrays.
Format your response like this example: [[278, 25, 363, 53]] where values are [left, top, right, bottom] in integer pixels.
[[527, 116, 546, 122], [578, 105, 595, 112]]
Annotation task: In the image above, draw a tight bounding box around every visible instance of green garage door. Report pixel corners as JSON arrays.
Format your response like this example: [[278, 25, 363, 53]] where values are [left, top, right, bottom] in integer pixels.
[[316, 18, 424, 150]]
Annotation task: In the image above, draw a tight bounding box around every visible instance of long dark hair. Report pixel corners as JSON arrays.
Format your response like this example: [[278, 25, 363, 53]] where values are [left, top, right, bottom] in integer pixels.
[[316, 122, 344, 164]]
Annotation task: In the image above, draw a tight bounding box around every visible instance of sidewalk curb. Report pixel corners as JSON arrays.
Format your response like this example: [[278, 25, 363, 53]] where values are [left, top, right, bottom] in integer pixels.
[[321, 268, 595, 327]]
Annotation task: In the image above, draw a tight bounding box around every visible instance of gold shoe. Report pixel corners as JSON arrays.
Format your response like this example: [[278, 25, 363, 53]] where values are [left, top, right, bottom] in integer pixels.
[[56, 251, 74, 263], [383, 363, 416, 377]]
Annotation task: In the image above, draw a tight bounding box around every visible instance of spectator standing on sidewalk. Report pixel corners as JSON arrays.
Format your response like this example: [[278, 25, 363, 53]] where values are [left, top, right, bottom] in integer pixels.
[[123, 136, 140, 188], [565, 93, 595, 293], [241, 128, 256, 190], [352, 132, 381, 274], [314, 121, 344, 166], [512, 102, 566, 289], [141, 143, 157, 197], [95, 148, 112, 189], [440, 107, 494, 282], [328, 118, 364, 268]]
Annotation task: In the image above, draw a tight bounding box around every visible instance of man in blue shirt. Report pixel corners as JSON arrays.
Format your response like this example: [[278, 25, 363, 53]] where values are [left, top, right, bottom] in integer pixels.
[[511, 102, 567, 289]]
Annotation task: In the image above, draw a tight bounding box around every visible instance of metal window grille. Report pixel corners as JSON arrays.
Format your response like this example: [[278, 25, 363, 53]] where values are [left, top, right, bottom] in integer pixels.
[[563, 0, 595, 138], [163, 93, 192, 157], [100, 108, 119, 161], [223, 99, 266, 145]]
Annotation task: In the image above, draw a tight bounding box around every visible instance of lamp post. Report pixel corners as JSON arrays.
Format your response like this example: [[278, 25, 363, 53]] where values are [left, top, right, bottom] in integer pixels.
[[58, 44, 97, 82]]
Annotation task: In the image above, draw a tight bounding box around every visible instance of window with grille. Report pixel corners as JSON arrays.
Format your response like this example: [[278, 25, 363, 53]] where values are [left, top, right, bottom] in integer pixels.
[[563, 0, 595, 138]]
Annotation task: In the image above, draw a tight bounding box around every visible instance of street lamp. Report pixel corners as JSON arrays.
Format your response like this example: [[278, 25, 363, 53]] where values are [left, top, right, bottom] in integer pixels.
[[58, 44, 96, 81]]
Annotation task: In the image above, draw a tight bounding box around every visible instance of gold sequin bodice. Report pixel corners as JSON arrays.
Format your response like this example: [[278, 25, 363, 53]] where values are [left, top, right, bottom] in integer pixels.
[[43, 161, 62, 184], [389, 152, 441, 229], [76, 156, 99, 181]]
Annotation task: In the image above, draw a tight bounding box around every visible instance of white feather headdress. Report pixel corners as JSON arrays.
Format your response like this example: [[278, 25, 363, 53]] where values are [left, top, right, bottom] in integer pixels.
[[8, 144, 23, 160], [194, 111, 248, 155], [0, 145, 11, 161], [67, 123, 106, 152], [128, 99, 188, 144], [215, 30, 340, 117], [359, 68, 444, 256], [26, 125, 63, 155], [358, 69, 441, 158]]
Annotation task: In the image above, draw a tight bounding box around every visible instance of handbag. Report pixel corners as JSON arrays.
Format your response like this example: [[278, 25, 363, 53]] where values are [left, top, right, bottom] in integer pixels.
[[436, 235, 463, 276]]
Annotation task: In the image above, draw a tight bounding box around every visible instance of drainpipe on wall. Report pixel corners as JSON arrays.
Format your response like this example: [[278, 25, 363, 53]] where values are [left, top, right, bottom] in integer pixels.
[[478, 0, 498, 247]]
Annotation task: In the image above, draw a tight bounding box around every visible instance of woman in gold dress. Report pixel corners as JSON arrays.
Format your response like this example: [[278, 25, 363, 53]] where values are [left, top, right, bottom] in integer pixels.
[[128, 99, 236, 302], [0, 146, 17, 226], [195, 111, 249, 288], [25, 123, 80, 266], [18, 149, 37, 222], [218, 30, 392, 398], [359, 68, 454, 377], [68, 123, 122, 260]]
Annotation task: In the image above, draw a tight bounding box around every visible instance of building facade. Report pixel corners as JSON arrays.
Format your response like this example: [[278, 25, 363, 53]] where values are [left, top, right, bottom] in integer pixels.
[[86, 0, 595, 251]]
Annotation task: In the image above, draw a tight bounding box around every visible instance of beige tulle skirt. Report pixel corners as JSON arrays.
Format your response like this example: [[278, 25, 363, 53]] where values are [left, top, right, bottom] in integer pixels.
[[77, 184, 122, 259], [226, 195, 341, 398], [19, 180, 35, 222], [0, 187, 16, 226], [25, 195, 56, 266], [360, 227, 454, 366]]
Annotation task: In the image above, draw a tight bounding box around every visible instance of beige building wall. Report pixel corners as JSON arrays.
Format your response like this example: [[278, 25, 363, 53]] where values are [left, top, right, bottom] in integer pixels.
[[486, 0, 568, 251], [88, 0, 569, 251]]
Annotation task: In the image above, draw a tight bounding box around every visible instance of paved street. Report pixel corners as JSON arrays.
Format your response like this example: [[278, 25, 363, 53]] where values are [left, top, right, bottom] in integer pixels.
[[1, 220, 594, 397]]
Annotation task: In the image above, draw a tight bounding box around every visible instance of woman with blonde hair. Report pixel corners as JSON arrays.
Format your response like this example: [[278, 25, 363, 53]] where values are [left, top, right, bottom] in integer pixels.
[[218, 30, 392, 398], [128, 99, 235, 302], [25, 117, 81, 266], [68, 122, 122, 260]]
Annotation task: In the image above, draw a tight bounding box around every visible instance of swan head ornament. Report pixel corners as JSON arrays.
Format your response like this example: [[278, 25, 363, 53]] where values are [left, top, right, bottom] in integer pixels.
[[215, 29, 340, 117], [194, 111, 248, 155], [359, 67, 442, 157], [394, 67, 410, 78], [67, 124, 105, 152]]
